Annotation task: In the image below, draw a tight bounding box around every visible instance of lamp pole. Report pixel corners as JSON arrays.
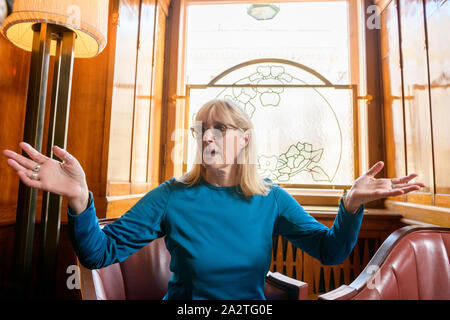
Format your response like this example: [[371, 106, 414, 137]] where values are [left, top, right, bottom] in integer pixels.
[[11, 22, 75, 299], [12, 22, 52, 298], [37, 25, 75, 299]]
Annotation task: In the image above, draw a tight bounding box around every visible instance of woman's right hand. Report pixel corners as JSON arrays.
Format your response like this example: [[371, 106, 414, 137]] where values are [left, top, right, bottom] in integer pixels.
[[3, 142, 89, 214]]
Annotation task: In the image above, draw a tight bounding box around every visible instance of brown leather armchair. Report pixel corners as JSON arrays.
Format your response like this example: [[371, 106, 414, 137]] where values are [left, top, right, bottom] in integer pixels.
[[318, 226, 450, 300], [78, 218, 308, 300]]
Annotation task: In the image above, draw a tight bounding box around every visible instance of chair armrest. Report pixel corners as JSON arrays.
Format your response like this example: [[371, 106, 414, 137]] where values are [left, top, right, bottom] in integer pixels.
[[77, 258, 98, 300], [265, 271, 308, 300], [317, 285, 357, 300]]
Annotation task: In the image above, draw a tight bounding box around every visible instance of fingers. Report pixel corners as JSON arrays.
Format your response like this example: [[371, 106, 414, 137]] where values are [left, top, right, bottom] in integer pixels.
[[17, 170, 43, 189], [3, 149, 41, 171], [19, 142, 49, 164], [5, 157, 43, 189], [392, 182, 426, 189], [375, 189, 405, 198], [52, 145, 74, 164], [366, 161, 384, 177], [397, 184, 422, 194], [6, 158, 28, 172], [391, 173, 421, 185], [390, 173, 425, 192], [6, 157, 40, 181], [374, 184, 422, 199]]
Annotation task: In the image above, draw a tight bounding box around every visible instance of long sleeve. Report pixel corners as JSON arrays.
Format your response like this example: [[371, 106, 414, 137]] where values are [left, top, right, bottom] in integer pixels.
[[273, 185, 364, 265], [67, 180, 172, 270]]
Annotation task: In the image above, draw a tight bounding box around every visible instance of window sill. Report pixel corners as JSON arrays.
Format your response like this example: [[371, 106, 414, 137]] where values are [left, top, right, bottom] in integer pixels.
[[284, 187, 344, 206]]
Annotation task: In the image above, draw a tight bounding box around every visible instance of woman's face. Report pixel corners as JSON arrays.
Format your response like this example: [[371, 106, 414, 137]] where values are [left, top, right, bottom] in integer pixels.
[[198, 116, 249, 170]]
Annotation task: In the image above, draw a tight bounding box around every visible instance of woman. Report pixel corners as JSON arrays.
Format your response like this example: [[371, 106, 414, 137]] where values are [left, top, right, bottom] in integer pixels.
[[3, 99, 424, 300]]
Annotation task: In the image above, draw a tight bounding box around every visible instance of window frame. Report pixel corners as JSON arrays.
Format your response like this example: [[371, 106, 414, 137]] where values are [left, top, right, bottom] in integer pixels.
[[163, 0, 375, 206]]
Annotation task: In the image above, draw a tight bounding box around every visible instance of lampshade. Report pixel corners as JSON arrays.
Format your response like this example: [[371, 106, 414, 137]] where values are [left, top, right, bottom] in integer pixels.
[[247, 4, 280, 21], [0, 1, 7, 26], [0, 0, 109, 58]]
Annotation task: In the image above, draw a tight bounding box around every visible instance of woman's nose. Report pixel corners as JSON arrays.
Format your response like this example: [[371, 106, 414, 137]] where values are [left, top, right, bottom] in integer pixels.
[[203, 128, 219, 142]]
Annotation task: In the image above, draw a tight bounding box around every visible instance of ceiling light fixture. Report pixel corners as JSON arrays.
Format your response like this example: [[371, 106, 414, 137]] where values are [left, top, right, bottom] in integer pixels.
[[247, 4, 280, 21]]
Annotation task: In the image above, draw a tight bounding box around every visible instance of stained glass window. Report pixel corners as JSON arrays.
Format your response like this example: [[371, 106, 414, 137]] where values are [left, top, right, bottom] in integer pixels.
[[185, 2, 356, 186]]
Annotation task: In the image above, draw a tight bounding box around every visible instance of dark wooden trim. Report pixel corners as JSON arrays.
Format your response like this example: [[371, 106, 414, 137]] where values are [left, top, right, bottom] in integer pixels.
[[160, 0, 187, 181], [363, 0, 386, 184], [422, 0, 437, 203]]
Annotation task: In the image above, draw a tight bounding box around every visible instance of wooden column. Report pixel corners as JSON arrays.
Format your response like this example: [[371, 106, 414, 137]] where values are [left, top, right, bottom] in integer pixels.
[[161, 0, 187, 181], [363, 0, 386, 208]]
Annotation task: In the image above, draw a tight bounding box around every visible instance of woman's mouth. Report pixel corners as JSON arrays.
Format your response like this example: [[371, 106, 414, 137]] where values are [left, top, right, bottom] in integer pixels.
[[204, 146, 221, 159], [209, 150, 221, 158], [204, 144, 217, 153]]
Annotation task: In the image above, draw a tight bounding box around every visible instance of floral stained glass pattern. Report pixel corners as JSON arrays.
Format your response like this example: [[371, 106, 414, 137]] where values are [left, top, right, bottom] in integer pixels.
[[258, 142, 330, 183]]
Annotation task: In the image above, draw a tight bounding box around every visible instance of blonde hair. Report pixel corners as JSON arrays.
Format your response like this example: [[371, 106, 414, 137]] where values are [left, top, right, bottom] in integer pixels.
[[177, 98, 271, 197]]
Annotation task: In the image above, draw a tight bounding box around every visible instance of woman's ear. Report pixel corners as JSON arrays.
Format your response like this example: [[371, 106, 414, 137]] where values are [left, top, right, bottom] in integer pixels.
[[241, 130, 250, 148]]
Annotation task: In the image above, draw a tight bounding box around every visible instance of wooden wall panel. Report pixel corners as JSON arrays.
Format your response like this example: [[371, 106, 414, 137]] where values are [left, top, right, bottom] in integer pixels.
[[68, 45, 112, 218], [107, 0, 140, 185], [63, 0, 119, 218], [425, 0, 450, 196], [399, 0, 434, 205], [380, 0, 407, 202], [131, 0, 156, 192], [0, 36, 30, 225]]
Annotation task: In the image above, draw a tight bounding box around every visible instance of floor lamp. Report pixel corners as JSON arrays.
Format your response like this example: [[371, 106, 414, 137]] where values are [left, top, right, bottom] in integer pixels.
[[0, 0, 108, 298]]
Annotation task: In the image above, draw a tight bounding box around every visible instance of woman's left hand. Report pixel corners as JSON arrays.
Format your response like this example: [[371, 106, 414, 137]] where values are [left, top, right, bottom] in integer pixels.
[[343, 161, 426, 213]]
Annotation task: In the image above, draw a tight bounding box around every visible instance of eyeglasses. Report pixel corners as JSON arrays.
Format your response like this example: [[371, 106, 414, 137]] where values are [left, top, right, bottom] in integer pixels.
[[190, 123, 242, 139]]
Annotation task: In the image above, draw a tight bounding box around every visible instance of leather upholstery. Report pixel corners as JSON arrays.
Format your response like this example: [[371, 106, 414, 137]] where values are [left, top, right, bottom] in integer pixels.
[[318, 227, 450, 300], [80, 218, 309, 300], [92, 237, 171, 300]]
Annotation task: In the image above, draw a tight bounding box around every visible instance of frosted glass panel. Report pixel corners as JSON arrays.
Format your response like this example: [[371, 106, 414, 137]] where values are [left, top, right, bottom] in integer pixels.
[[186, 2, 350, 85]]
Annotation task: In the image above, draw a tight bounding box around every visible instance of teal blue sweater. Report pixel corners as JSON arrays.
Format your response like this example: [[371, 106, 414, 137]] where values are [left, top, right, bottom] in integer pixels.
[[68, 177, 364, 300]]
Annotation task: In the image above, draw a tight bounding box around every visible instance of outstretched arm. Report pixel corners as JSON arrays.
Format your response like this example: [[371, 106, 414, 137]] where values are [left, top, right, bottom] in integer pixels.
[[3, 142, 170, 269], [274, 186, 364, 265], [274, 161, 425, 265]]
